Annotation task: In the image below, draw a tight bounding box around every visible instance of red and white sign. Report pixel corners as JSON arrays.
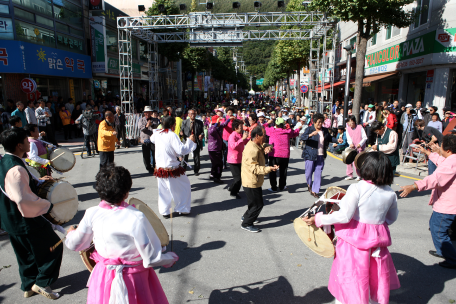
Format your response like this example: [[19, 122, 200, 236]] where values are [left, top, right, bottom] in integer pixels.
[[426, 69, 434, 83], [20, 78, 37, 94], [438, 33, 450, 43], [27, 91, 42, 101]]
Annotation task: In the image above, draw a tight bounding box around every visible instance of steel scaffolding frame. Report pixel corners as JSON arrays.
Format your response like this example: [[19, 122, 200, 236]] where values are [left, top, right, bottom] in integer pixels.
[[119, 28, 133, 114], [148, 40, 159, 109]]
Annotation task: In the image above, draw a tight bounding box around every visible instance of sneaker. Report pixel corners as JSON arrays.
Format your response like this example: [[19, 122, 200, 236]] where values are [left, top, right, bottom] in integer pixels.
[[24, 290, 35, 298], [241, 216, 260, 224], [344, 176, 355, 180], [179, 212, 191, 216], [429, 250, 444, 259], [356, 177, 361, 181], [438, 261, 456, 269], [162, 214, 171, 219], [31, 285, 60, 300], [213, 178, 223, 184], [241, 225, 261, 233], [194, 172, 200, 176], [268, 188, 278, 193], [0, 229, 8, 236], [209, 175, 214, 180], [280, 186, 288, 191]]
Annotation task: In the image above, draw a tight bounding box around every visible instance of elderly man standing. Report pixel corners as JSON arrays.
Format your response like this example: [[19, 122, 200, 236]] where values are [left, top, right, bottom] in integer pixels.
[[25, 100, 37, 125], [241, 125, 278, 233], [181, 109, 204, 176], [139, 106, 159, 173], [98, 111, 119, 168], [114, 106, 126, 148]]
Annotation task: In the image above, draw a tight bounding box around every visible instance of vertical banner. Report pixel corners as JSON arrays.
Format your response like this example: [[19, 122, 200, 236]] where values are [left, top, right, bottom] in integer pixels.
[[69, 79, 75, 100], [90, 16, 107, 73]]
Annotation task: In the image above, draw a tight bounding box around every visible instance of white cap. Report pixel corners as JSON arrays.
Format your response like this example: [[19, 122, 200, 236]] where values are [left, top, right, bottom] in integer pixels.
[[258, 113, 265, 118], [144, 106, 153, 112], [405, 104, 413, 108]]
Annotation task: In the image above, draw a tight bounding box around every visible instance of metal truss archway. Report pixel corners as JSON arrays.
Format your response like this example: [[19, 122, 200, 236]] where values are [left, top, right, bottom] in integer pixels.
[[118, 11, 336, 138]]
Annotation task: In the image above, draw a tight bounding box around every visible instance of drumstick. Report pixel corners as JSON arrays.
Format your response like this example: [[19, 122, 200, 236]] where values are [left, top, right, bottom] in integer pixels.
[[50, 152, 65, 162], [49, 225, 77, 252]]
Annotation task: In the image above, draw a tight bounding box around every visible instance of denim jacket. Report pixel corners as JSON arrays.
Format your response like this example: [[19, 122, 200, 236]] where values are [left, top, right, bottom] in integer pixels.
[[300, 126, 337, 161]]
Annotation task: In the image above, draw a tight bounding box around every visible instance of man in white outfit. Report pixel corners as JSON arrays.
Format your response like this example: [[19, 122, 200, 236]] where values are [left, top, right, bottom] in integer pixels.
[[151, 116, 197, 218]]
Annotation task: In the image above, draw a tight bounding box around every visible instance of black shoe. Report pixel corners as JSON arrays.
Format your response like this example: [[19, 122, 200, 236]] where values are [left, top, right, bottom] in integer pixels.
[[438, 261, 456, 269], [241, 216, 260, 224], [195, 172, 200, 176], [148, 170, 154, 175], [230, 193, 241, 199], [213, 178, 223, 184], [179, 212, 190, 216], [209, 175, 214, 180], [429, 250, 445, 259], [241, 225, 261, 233], [162, 214, 171, 219]]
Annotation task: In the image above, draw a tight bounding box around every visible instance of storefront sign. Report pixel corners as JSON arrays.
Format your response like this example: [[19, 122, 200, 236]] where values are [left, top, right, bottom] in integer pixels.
[[0, 17, 13, 40], [21, 78, 37, 94], [365, 28, 456, 75], [426, 70, 434, 83], [89, 0, 105, 11], [300, 85, 308, 94], [256, 78, 264, 85], [94, 80, 100, 89], [27, 91, 41, 102], [106, 57, 141, 78], [0, 40, 91, 78], [90, 16, 107, 73], [69, 79, 75, 100]]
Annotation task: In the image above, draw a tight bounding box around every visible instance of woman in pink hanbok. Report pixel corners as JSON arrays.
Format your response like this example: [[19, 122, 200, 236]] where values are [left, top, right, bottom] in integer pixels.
[[65, 164, 178, 304], [304, 152, 400, 304]]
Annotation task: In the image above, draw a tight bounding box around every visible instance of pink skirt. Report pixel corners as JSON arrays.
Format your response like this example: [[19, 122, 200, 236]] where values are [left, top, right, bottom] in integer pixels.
[[328, 220, 400, 304], [87, 251, 169, 304]]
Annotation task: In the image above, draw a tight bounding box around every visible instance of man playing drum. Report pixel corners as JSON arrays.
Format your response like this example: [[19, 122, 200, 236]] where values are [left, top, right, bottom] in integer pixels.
[[0, 128, 61, 299], [65, 164, 178, 304], [23, 124, 51, 177]]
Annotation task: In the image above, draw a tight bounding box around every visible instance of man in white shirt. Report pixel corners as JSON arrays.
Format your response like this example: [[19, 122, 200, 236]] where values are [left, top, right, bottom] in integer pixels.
[[151, 116, 197, 218], [65, 98, 74, 114], [415, 100, 423, 119], [25, 101, 37, 125], [363, 104, 376, 146]]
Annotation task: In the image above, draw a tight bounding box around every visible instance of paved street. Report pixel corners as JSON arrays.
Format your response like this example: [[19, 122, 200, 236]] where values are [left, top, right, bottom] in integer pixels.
[[1, 145, 455, 304]]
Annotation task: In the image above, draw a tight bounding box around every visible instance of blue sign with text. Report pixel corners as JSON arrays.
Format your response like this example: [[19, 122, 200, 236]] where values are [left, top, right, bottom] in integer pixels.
[[0, 40, 92, 78]]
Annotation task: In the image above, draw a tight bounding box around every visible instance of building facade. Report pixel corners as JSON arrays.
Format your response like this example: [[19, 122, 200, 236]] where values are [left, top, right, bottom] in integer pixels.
[[336, 0, 456, 113]]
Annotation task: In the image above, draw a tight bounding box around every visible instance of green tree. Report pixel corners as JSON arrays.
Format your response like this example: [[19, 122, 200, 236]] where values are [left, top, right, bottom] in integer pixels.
[[190, 0, 197, 12], [182, 48, 210, 101], [310, 0, 414, 119]]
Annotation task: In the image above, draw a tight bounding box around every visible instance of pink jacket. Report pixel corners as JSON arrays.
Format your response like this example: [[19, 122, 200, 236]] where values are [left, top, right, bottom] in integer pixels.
[[227, 131, 248, 164], [415, 153, 456, 214], [264, 123, 300, 158], [222, 119, 233, 141]]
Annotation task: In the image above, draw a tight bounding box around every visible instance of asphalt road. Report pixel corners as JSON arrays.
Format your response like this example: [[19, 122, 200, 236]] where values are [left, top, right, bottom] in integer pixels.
[[0, 146, 455, 304]]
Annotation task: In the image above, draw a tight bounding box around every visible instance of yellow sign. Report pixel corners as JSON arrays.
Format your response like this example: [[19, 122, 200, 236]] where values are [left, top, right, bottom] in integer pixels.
[[69, 79, 75, 101], [303, 67, 310, 74], [34, 28, 40, 36]]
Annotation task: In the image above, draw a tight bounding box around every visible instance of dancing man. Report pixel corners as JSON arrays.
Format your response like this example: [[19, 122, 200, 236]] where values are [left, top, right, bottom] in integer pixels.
[[345, 116, 367, 180], [370, 121, 400, 174], [151, 116, 197, 218], [0, 128, 61, 299]]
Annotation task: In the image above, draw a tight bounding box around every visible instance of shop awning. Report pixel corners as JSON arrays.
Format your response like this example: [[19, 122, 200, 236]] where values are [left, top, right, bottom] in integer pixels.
[[317, 81, 345, 93], [359, 72, 398, 87]]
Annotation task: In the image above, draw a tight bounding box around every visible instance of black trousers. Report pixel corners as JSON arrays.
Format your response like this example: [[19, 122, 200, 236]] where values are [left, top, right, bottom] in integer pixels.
[[184, 147, 201, 173], [39, 124, 57, 146], [269, 157, 290, 191], [99, 151, 114, 168], [9, 224, 63, 291], [242, 187, 264, 227], [365, 126, 375, 146], [142, 142, 155, 171], [116, 125, 127, 146], [209, 150, 223, 179], [84, 134, 98, 155], [228, 163, 242, 195], [63, 124, 71, 140]]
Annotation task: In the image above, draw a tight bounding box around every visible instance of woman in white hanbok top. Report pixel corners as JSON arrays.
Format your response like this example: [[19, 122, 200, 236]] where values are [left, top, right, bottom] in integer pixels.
[[65, 165, 178, 304], [304, 152, 400, 304]]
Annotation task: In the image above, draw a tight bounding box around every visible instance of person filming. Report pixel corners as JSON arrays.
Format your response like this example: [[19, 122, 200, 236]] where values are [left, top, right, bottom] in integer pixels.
[[76, 106, 100, 157]]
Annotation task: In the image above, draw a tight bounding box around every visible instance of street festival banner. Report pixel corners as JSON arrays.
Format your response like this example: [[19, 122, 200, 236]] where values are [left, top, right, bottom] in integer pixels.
[[364, 28, 456, 76], [89, 16, 107, 73]]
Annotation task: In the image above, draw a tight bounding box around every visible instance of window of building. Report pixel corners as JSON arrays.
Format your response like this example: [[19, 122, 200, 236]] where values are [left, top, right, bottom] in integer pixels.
[[132, 38, 138, 60], [413, 0, 430, 28], [385, 25, 400, 40], [106, 28, 118, 53], [0, 3, 9, 14], [14, 7, 34, 22], [368, 33, 377, 47], [53, 0, 82, 29], [12, 0, 53, 17], [56, 22, 69, 33], [0, 17, 14, 40], [140, 41, 148, 62], [56, 32, 83, 53], [70, 27, 83, 37], [15, 20, 55, 47], [36, 15, 53, 27], [349, 36, 357, 48]]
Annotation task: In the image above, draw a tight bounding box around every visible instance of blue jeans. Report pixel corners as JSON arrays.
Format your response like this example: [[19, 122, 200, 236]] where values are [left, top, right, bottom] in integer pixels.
[[429, 211, 456, 265], [428, 159, 437, 175]]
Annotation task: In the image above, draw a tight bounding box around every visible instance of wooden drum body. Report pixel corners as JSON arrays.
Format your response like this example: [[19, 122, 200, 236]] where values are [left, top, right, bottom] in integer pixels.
[[50, 147, 76, 172], [37, 180, 78, 225]]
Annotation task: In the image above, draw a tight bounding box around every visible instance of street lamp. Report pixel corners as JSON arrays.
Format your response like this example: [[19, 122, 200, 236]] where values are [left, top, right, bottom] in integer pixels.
[[343, 44, 353, 123]]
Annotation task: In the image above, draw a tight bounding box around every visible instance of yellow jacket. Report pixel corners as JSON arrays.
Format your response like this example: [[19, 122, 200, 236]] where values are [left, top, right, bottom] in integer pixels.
[[174, 117, 183, 138], [59, 110, 71, 126], [98, 120, 118, 152], [241, 140, 271, 188]]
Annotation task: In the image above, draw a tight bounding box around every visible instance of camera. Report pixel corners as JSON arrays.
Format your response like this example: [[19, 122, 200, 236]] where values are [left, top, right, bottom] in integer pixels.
[[82, 110, 101, 120]]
